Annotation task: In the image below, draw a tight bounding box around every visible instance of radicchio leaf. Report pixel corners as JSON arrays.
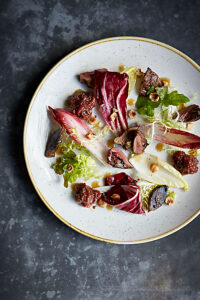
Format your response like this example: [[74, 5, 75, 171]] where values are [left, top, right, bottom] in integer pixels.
[[79, 68, 107, 88], [48, 107, 110, 166], [94, 70, 129, 134], [105, 172, 137, 186], [102, 184, 145, 214]]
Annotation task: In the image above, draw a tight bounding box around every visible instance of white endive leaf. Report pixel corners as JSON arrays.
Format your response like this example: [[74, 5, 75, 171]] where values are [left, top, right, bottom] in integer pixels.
[[129, 153, 188, 191]]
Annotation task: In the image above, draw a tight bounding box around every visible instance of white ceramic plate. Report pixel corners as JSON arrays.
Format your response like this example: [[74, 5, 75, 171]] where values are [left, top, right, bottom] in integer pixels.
[[24, 37, 200, 244]]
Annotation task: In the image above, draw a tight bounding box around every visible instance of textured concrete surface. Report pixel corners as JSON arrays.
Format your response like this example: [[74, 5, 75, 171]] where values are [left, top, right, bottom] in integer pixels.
[[0, 0, 200, 299]]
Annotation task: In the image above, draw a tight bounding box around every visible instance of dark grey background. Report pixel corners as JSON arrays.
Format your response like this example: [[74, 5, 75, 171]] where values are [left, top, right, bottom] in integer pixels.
[[0, 0, 199, 299]]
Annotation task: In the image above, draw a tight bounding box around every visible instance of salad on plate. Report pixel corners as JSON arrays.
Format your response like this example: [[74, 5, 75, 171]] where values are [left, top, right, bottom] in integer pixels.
[[44, 66, 200, 214]]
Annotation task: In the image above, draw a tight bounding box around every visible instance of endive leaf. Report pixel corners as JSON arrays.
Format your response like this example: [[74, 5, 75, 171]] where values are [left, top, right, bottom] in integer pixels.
[[129, 153, 188, 191]]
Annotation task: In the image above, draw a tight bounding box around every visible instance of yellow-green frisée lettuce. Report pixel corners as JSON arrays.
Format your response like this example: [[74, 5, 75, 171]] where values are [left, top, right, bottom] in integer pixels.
[[145, 105, 186, 130], [52, 140, 101, 184], [92, 125, 111, 140], [137, 181, 158, 210], [138, 181, 176, 210], [161, 105, 186, 130], [163, 144, 187, 155], [129, 153, 188, 191]]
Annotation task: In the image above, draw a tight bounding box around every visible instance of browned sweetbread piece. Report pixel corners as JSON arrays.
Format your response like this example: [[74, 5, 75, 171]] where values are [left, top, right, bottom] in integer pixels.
[[139, 67, 162, 96]]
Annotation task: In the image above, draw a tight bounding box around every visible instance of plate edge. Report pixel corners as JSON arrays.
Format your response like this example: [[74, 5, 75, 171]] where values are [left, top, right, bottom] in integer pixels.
[[23, 36, 200, 244]]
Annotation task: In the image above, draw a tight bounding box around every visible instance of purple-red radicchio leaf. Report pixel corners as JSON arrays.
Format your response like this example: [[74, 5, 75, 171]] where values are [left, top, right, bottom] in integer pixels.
[[105, 172, 137, 186], [94, 70, 129, 135], [102, 184, 145, 214]]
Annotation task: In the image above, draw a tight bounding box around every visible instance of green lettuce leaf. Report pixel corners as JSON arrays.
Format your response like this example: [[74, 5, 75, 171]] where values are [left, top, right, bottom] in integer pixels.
[[52, 140, 101, 184], [163, 91, 190, 106], [136, 85, 190, 119], [136, 95, 160, 117]]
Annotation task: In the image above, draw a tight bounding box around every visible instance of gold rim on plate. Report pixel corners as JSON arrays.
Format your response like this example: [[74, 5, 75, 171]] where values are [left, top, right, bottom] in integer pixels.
[[23, 36, 200, 244]]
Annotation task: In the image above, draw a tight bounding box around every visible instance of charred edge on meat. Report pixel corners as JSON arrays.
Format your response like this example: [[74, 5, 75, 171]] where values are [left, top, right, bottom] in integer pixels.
[[139, 67, 162, 96]]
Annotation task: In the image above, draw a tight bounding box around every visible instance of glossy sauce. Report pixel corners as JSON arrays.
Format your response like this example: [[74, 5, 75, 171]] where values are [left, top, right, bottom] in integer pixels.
[[106, 205, 113, 210], [118, 65, 125, 72], [178, 103, 186, 110], [91, 181, 100, 188], [127, 98, 135, 106], [160, 77, 171, 85], [107, 139, 114, 148], [156, 143, 164, 152], [73, 89, 84, 95]]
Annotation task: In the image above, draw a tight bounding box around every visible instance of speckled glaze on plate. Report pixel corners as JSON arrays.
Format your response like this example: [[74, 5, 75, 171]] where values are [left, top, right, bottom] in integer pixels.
[[23, 37, 200, 244]]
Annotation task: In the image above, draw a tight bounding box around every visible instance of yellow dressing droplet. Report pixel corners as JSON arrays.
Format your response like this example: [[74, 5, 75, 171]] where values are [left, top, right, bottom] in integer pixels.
[[178, 103, 186, 110], [73, 89, 84, 95], [106, 205, 113, 210], [118, 65, 125, 72], [160, 77, 171, 85], [127, 98, 135, 106], [91, 181, 100, 188], [156, 143, 164, 152], [107, 139, 114, 148]]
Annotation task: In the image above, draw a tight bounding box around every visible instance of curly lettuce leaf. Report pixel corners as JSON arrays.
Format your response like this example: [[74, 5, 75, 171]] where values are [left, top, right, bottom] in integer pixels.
[[53, 141, 101, 184]]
